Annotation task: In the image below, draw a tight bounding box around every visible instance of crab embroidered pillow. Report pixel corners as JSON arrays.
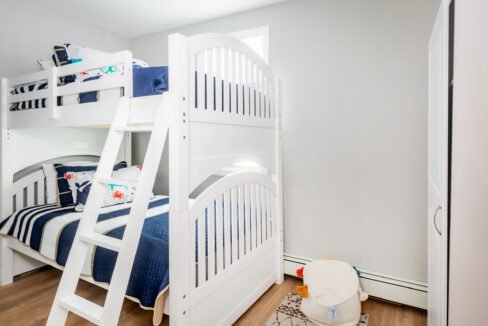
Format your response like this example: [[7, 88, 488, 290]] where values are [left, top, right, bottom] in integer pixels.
[[67, 165, 148, 211]]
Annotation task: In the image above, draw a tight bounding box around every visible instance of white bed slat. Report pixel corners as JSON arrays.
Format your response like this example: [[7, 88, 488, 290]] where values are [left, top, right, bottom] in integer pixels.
[[57, 75, 126, 97], [245, 183, 252, 253], [231, 187, 238, 262], [27, 184, 35, 207], [215, 48, 222, 112], [238, 184, 245, 258], [237, 53, 244, 116], [230, 51, 237, 114], [197, 52, 206, 110], [8, 89, 49, 104], [207, 202, 216, 280], [15, 190, 23, 211], [190, 55, 197, 110], [191, 214, 197, 288], [38, 181, 45, 205], [223, 191, 231, 268], [223, 48, 230, 113], [266, 188, 272, 240], [197, 212, 206, 286], [215, 194, 224, 274], [256, 184, 263, 246], [206, 49, 215, 111]]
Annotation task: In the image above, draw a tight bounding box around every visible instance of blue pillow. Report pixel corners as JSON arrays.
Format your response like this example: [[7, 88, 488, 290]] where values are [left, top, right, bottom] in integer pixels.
[[55, 161, 127, 207]]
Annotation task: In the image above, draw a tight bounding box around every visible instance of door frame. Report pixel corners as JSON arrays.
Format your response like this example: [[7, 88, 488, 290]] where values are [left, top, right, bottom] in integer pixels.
[[428, 0, 451, 325]]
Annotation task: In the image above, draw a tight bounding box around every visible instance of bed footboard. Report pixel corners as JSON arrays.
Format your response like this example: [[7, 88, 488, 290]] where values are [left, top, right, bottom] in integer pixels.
[[190, 171, 280, 325]]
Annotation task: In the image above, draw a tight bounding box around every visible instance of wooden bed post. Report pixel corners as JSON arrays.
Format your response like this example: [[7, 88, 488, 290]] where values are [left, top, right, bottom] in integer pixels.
[[168, 33, 191, 326], [1, 78, 14, 285], [275, 78, 284, 284]]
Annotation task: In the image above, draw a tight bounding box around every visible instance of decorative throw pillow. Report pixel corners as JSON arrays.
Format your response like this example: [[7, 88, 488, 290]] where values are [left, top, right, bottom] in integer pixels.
[[42, 161, 98, 204], [69, 165, 147, 212], [55, 161, 127, 207]]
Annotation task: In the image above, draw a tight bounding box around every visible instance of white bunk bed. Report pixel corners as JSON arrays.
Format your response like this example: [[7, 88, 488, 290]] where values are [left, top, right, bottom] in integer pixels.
[[0, 33, 283, 325]]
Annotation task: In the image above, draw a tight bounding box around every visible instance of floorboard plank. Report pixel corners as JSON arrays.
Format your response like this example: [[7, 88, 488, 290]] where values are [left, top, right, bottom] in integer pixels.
[[0, 267, 426, 326]]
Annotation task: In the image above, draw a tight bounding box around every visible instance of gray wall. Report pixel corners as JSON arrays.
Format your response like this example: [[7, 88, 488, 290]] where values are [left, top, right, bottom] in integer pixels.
[[131, 0, 438, 282], [450, 0, 488, 324]]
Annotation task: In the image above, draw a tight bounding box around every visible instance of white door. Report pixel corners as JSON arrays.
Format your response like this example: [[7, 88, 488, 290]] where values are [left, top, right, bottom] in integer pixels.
[[428, 2, 449, 326]]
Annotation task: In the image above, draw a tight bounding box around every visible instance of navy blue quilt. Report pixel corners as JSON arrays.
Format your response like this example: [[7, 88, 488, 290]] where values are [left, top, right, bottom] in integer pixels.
[[0, 196, 170, 308]]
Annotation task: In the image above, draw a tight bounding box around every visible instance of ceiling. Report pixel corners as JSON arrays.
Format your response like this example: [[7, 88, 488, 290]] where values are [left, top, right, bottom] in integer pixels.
[[35, 0, 287, 38]]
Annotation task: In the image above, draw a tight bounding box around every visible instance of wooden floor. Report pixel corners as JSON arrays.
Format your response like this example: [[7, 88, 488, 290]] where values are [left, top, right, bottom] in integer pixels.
[[0, 267, 426, 326]]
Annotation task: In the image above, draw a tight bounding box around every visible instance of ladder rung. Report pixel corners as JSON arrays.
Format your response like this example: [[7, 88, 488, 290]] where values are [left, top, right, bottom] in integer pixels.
[[97, 177, 138, 187], [58, 294, 103, 324], [79, 232, 122, 252], [115, 125, 153, 132]]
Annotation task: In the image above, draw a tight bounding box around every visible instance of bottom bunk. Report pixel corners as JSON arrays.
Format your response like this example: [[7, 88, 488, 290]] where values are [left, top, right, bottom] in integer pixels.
[[0, 196, 170, 325]]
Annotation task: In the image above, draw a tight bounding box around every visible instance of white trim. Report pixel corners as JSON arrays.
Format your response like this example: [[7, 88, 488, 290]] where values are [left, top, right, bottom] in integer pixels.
[[230, 26, 270, 64], [284, 254, 428, 310]]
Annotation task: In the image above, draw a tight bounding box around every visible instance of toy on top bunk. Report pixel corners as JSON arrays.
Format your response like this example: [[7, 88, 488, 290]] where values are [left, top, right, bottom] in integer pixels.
[[295, 259, 368, 326]]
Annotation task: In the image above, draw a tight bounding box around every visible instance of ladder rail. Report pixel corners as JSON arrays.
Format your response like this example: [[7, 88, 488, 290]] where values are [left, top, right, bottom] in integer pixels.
[[46, 94, 169, 326], [46, 98, 131, 326], [100, 97, 170, 325]]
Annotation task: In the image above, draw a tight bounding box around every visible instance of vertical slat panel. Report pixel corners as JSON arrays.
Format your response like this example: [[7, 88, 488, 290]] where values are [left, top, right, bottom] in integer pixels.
[[215, 48, 222, 112], [231, 187, 238, 262], [245, 184, 252, 253], [263, 76, 268, 119], [206, 48, 214, 111], [246, 58, 252, 116], [190, 55, 197, 109], [215, 194, 224, 274], [207, 202, 216, 280], [38, 181, 45, 205], [197, 52, 205, 110], [256, 184, 262, 246], [223, 191, 232, 268], [238, 184, 245, 258], [223, 48, 230, 113], [197, 212, 206, 286], [257, 70, 262, 117], [27, 184, 35, 207], [230, 51, 237, 114]]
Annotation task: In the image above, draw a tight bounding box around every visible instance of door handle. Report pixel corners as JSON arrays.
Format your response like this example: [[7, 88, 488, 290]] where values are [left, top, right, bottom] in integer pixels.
[[433, 206, 442, 236]]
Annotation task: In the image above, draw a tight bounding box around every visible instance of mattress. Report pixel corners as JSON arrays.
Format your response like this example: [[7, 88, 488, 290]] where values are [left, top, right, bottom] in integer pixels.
[[10, 65, 168, 111], [0, 196, 170, 309]]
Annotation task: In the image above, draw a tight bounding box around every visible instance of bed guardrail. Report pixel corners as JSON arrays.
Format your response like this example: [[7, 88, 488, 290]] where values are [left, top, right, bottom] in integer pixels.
[[4, 51, 133, 120]]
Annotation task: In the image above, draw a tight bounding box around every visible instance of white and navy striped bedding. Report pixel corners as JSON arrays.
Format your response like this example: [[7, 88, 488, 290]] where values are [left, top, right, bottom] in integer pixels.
[[0, 196, 170, 309], [10, 66, 168, 111]]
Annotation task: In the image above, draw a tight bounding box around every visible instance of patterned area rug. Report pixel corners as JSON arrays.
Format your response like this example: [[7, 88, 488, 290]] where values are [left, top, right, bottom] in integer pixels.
[[265, 292, 369, 326]]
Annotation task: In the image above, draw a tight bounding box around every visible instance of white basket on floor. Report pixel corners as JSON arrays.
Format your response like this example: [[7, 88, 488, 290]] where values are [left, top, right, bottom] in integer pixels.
[[301, 260, 368, 326]]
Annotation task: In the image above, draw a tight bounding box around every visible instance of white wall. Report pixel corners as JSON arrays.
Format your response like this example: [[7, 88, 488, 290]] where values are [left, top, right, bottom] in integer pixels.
[[0, 0, 131, 212], [449, 0, 488, 324], [131, 0, 438, 282], [0, 0, 130, 78]]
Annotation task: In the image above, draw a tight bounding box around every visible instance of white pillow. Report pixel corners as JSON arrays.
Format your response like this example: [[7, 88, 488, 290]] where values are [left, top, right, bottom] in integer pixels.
[[41, 161, 97, 204], [66, 165, 150, 212]]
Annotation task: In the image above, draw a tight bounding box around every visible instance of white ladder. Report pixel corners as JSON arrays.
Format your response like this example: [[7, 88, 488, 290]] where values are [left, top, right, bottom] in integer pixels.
[[47, 97, 169, 325]]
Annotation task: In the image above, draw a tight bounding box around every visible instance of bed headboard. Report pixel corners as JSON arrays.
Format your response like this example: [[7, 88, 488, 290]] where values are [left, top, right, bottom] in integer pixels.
[[7, 155, 100, 215], [168, 33, 280, 200]]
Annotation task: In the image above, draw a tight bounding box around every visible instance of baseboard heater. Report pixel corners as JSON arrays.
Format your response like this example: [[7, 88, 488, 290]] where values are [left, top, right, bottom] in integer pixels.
[[284, 254, 428, 310]]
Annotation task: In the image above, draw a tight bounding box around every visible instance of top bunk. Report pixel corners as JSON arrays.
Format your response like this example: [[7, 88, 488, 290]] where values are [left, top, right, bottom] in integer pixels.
[[2, 33, 277, 130], [2, 48, 167, 129]]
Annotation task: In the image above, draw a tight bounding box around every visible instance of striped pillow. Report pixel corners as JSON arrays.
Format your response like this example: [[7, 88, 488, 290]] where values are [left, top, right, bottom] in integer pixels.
[[55, 161, 127, 207]]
